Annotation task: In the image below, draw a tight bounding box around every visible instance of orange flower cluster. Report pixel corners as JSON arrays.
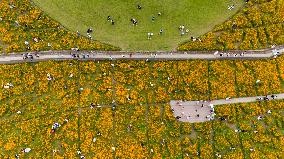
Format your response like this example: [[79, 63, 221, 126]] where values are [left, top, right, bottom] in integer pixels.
[[0, 59, 283, 158], [276, 55, 284, 88], [214, 99, 284, 159], [0, 0, 119, 53], [178, 0, 284, 51]]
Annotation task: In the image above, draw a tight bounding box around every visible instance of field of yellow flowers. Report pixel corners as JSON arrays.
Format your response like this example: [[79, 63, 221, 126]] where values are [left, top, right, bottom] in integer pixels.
[[0, 0, 283, 158], [0, 0, 120, 54], [0, 56, 283, 158], [178, 0, 284, 51]]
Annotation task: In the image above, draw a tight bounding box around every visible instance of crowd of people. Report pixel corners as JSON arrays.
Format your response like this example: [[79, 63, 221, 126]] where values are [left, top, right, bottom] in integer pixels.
[[171, 92, 283, 123], [172, 100, 215, 122], [22, 53, 40, 60], [256, 94, 277, 101], [5, 47, 282, 65]]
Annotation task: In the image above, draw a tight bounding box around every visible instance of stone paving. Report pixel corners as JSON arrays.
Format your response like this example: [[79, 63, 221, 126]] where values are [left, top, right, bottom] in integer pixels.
[[170, 93, 284, 123], [170, 100, 213, 123], [0, 46, 283, 64]]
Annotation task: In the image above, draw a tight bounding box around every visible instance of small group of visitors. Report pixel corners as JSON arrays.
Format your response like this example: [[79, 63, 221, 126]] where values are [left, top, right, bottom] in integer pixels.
[[256, 94, 277, 101], [179, 25, 189, 36], [107, 16, 115, 25]]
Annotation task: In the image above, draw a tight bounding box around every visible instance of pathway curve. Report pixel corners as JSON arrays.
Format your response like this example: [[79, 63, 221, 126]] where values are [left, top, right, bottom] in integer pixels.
[[0, 46, 283, 64], [171, 93, 284, 123]]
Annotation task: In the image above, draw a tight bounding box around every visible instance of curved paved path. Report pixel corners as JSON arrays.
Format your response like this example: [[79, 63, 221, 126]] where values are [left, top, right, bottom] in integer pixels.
[[171, 93, 284, 123], [0, 46, 283, 64]]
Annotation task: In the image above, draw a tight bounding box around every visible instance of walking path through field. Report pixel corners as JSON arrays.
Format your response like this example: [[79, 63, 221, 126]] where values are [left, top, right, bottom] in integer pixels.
[[1, 47, 284, 124], [171, 93, 284, 123], [0, 46, 283, 64]]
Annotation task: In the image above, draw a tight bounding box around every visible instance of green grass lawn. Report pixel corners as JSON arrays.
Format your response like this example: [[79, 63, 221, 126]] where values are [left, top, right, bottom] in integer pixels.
[[32, 0, 244, 51]]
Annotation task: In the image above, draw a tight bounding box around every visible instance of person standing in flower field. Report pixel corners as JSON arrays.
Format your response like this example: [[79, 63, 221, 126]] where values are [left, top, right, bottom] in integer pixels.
[[22, 148, 31, 153]]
